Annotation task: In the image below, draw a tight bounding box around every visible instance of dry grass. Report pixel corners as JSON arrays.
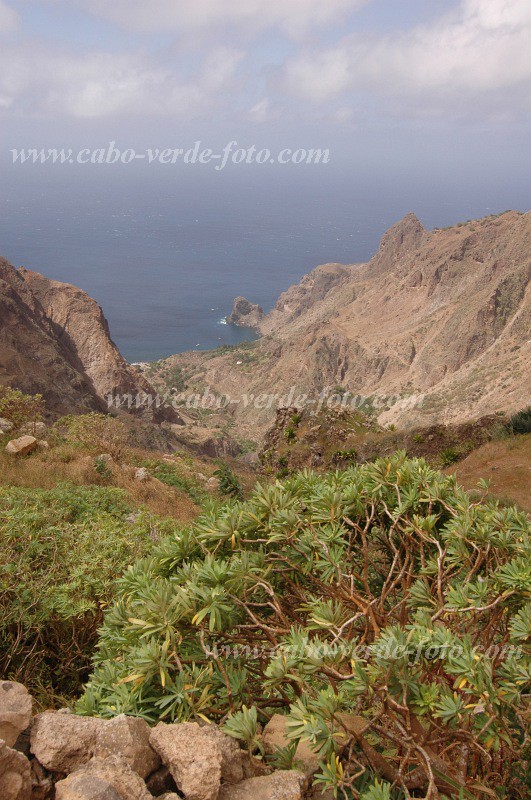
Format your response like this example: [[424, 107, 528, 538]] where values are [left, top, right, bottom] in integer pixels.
[[445, 433, 531, 512], [0, 444, 200, 523]]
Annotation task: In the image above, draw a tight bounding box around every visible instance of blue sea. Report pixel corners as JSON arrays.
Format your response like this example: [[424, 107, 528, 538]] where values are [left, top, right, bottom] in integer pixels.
[[1, 166, 526, 362]]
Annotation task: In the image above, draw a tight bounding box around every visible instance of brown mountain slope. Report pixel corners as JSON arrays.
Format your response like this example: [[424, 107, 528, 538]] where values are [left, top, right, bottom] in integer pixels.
[[0, 258, 175, 422], [151, 210, 530, 444]]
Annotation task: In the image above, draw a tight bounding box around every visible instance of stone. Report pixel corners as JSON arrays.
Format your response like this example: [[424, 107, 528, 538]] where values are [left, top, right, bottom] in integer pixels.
[[202, 724, 244, 785], [30, 712, 105, 773], [96, 454, 114, 464], [0, 682, 33, 748], [29, 758, 53, 800], [159, 795, 181, 800], [205, 476, 220, 492], [4, 436, 38, 456], [54, 756, 152, 800], [150, 721, 222, 800], [262, 716, 319, 777], [37, 440, 49, 450], [218, 770, 306, 800], [93, 714, 160, 779], [134, 468, 150, 482], [20, 422, 46, 436], [0, 739, 32, 800], [0, 417, 13, 433]]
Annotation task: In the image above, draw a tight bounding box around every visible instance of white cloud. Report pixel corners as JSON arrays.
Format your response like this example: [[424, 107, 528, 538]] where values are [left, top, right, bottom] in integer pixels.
[[0, 1, 18, 34], [281, 0, 531, 114], [0, 44, 243, 117], [247, 98, 279, 123], [77, 0, 366, 39]]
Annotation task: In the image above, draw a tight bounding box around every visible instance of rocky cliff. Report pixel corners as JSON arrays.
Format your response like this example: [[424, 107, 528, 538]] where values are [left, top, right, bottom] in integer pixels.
[[151, 210, 530, 442], [0, 258, 176, 423]]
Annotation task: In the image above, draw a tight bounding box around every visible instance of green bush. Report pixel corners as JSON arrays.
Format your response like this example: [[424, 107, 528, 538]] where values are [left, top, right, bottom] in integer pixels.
[[0, 484, 169, 705], [507, 407, 531, 436], [440, 447, 460, 467], [0, 385, 44, 430], [53, 413, 130, 459], [78, 454, 530, 798], [214, 464, 243, 500]]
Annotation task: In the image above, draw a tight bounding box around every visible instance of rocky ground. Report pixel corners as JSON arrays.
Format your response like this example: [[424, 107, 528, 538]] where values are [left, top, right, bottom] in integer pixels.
[[1, 680, 316, 800]]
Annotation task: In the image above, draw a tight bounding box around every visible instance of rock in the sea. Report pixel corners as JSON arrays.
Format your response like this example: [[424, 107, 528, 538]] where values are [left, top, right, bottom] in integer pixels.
[[0, 417, 13, 433], [93, 714, 160, 779], [227, 297, 264, 329], [150, 722, 222, 800], [0, 681, 33, 748], [262, 715, 319, 777], [218, 770, 306, 800], [30, 712, 105, 773], [134, 467, 150, 482], [54, 755, 152, 800], [4, 436, 38, 456], [0, 739, 32, 800]]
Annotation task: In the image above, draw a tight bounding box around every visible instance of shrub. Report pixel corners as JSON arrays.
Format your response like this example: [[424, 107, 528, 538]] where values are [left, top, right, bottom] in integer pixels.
[[0, 483, 166, 705], [507, 407, 531, 436], [440, 447, 460, 467], [0, 385, 44, 430], [54, 413, 130, 459], [79, 454, 530, 798], [214, 464, 243, 500]]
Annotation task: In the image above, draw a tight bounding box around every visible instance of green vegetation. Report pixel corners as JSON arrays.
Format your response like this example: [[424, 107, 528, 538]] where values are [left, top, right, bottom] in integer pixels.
[[213, 464, 243, 500], [142, 458, 208, 505], [78, 454, 530, 798], [0, 483, 167, 705], [0, 385, 44, 430], [53, 413, 131, 459], [440, 447, 460, 467], [507, 407, 531, 436]]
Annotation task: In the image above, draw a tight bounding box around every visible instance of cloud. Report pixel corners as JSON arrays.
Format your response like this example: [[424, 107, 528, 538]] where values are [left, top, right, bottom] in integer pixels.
[[77, 0, 367, 40], [280, 0, 531, 115], [0, 44, 244, 118], [0, 1, 18, 34]]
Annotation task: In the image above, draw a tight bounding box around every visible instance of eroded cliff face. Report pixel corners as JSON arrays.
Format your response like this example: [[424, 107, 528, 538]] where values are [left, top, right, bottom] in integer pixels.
[[152, 210, 530, 442], [0, 258, 176, 423]]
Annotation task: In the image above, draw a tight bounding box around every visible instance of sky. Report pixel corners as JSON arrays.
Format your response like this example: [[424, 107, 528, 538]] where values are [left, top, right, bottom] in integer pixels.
[[0, 1, 530, 230]]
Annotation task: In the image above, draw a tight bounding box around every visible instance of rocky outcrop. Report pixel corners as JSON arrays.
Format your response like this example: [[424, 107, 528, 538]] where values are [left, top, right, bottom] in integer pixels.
[[0, 739, 31, 800], [158, 211, 530, 439], [4, 436, 38, 456], [0, 258, 177, 424], [0, 682, 33, 747], [0, 682, 317, 800], [227, 297, 264, 329]]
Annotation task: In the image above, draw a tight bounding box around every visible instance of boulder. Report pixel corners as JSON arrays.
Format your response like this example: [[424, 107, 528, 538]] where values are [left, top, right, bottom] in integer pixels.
[[20, 422, 46, 436], [4, 436, 38, 456], [93, 714, 160, 779], [54, 755, 152, 800], [218, 770, 306, 800], [150, 722, 222, 800], [0, 417, 13, 433], [0, 739, 32, 800], [262, 715, 319, 776], [202, 725, 244, 785], [205, 476, 220, 492], [0, 682, 33, 748], [30, 712, 105, 773], [134, 468, 150, 482]]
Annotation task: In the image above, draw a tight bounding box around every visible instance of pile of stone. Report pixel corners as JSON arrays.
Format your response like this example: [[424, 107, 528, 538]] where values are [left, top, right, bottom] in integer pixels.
[[0, 681, 311, 800]]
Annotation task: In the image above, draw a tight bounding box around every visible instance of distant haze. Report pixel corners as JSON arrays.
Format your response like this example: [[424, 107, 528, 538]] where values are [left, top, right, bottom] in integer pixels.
[[0, 0, 529, 360]]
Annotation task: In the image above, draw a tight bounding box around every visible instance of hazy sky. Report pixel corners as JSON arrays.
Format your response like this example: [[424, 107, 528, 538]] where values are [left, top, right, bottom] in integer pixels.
[[0, 1, 530, 218]]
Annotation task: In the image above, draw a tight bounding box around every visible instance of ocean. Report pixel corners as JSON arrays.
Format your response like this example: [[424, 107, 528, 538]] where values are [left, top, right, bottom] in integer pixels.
[[0, 167, 523, 362]]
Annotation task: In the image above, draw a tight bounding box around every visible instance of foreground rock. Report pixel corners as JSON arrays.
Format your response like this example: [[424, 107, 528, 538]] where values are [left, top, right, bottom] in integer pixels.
[[150, 722, 222, 800], [55, 755, 152, 800], [94, 714, 160, 779], [30, 712, 105, 772], [0, 739, 31, 800], [0, 682, 33, 748], [4, 435, 38, 456], [218, 770, 306, 800]]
